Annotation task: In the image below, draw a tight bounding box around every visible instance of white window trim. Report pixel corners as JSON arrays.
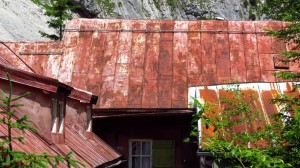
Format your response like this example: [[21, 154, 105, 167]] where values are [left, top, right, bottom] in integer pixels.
[[128, 139, 152, 168], [86, 106, 92, 132], [51, 99, 65, 134], [58, 101, 65, 133], [51, 99, 58, 133]]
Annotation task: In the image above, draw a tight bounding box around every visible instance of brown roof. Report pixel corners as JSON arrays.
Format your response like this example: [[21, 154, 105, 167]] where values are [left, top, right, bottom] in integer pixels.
[[0, 115, 121, 167], [56, 125, 121, 167], [0, 59, 121, 167], [1, 19, 299, 109], [0, 114, 75, 167], [0, 59, 97, 104]]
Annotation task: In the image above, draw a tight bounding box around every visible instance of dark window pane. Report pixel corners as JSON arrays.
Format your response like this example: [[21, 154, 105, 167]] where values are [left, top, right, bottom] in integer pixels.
[[142, 157, 151, 168], [132, 141, 141, 155], [142, 142, 151, 155], [132, 157, 140, 168]]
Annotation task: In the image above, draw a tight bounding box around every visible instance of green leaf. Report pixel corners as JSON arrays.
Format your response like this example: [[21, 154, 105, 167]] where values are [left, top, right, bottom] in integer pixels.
[[11, 92, 30, 102], [66, 151, 74, 158]]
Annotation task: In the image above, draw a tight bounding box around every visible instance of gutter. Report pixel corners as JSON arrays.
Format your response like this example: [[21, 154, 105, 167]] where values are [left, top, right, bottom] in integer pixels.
[[97, 157, 126, 168]]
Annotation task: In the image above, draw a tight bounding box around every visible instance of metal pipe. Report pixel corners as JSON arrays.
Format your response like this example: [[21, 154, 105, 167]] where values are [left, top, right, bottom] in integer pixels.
[[19, 52, 63, 55]]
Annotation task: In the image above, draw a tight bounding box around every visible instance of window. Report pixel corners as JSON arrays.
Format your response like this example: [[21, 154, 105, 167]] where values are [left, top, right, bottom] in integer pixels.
[[129, 140, 152, 168], [51, 99, 65, 133], [129, 140, 175, 168], [86, 106, 92, 132]]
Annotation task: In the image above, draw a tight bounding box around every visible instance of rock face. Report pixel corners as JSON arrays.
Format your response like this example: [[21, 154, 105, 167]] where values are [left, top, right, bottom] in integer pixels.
[[0, 0, 264, 41], [0, 0, 55, 41], [72, 0, 264, 20]]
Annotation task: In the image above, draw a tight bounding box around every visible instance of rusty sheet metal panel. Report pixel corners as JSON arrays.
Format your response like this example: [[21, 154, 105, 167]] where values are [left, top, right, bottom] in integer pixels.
[[0, 42, 33, 72], [2, 19, 298, 109], [58, 19, 82, 84], [190, 82, 297, 146], [158, 20, 173, 108], [127, 20, 147, 108], [113, 20, 132, 108], [187, 21, 202, 87], [64, 125, 121, 167], [198, 86, 219, 140], [142, 20, 160, 108], [244, 22, 261, 82], [201, 21, 217, 85], [228, 21, 246, 82], [172, 21, 188, 107], [0, 114, 68, 167], [59, 20, 296, 109], [215, 21, 230, 83], [100, 20, 121, 108], [0, 41, 62, 76], [0, 56, 14, 68]]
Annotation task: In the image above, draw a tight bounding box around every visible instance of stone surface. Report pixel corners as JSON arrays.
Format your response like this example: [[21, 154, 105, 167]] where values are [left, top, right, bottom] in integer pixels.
[[0, 0, 266, 41], [0, 0, 55, 41]]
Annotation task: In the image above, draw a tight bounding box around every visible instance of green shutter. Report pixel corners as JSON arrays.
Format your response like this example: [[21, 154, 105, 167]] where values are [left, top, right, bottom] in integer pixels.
[[152, 140, 175, 168]]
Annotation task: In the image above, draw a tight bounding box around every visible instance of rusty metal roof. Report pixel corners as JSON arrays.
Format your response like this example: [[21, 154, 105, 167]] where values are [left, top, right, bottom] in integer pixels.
[[0, 61, 120, 167], [57, 125, 121, 167], [189, 82, 300, 142], [1, 19, 299, 109], [0, 115, 121, 167], [0, 114, 74, 167], [0, 62, 97, 104]]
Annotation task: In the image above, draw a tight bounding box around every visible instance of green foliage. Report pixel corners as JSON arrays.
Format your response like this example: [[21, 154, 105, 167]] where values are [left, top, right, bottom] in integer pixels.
[[153, 0, 161, 12], [0, 73, 85, 167], [189, 1, 300, 167], [263, 1, 300, 81], [166, 0, 178, 8], [96, 0, 116, 17], [263, 0, 300, 21], [118, 2, 122, 8], [32, 0, 79, 40], [189, 83, 300, 167]]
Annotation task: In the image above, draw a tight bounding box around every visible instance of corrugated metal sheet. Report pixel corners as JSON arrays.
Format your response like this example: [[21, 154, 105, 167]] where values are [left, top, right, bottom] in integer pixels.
[[1, 19, 299, 109], [64, 125, 121, 167], [0, 115, 121, 167], [0, 114, 69, 167], [0, 56, 14, 68], [188, 82, 299, 143], [55, 125, 121, 167]]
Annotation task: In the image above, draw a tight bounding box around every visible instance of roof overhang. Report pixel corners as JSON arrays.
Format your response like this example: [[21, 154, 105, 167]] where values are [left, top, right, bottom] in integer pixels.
[[0, 63, 98, 104], [93, 108, 196, 118]]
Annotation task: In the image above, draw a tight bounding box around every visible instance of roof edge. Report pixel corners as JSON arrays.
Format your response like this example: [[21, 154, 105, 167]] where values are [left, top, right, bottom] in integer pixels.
[[0, 64, 98, 104]]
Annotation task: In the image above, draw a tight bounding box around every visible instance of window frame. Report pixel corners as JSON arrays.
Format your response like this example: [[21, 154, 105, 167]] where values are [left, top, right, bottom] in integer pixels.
[[86, 105, 92, 132], [128, 139, 152, 168], [51, 98, 65, 134]]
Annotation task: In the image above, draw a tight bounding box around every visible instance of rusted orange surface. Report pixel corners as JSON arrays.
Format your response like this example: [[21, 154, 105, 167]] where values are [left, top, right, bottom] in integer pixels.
[[192, 82, 298, 147], [1, 19, 299, 108]]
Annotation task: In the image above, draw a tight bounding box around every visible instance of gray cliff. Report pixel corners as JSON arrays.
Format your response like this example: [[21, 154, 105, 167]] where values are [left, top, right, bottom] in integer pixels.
[[0, 0, 264, 41]]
